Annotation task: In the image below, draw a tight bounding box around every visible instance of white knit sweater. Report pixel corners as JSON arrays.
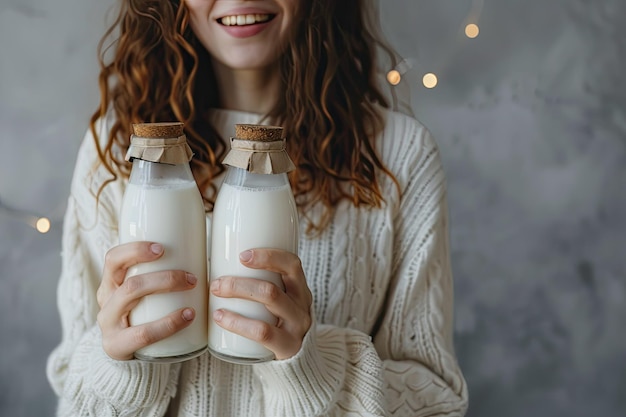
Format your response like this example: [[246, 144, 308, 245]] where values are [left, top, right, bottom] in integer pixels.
[[47, 108, 468, 417]]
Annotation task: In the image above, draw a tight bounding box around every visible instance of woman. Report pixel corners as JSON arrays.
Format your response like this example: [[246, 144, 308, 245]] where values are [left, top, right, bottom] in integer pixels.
[[47, 0, 468, 415]]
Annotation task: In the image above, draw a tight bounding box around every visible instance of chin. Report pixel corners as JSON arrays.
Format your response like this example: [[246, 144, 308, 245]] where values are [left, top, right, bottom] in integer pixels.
[[216, 49, 282, 72]]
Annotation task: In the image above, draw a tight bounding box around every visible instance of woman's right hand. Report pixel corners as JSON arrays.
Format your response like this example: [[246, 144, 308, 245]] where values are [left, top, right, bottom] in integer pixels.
[[96, 242, 198, 361]]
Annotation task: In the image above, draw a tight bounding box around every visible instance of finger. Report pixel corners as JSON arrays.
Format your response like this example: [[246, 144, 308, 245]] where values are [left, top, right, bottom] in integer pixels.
[[100, 270, 197, 329], [210, 277, 311, 338], [211, 276, 285, 303], [98, 242, 165, 307], [212, 309, 299, 360], [238, 249, 312, 306], [104, 242, 165, 286], [103, 307, 196, 361]]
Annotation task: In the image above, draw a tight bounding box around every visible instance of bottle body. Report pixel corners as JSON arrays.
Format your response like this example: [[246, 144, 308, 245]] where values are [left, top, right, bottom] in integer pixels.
[[119, 159, 208, 362], [209, 167, 299, 363]]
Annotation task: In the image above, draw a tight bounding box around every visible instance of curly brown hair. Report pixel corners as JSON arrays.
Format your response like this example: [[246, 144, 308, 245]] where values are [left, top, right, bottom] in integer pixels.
[[91, 0, 400, 232]]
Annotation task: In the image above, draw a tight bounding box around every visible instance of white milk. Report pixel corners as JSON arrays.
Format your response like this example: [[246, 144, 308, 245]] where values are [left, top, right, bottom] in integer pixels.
[[209, 182, 298, 363], [119, 181, 208, 361]]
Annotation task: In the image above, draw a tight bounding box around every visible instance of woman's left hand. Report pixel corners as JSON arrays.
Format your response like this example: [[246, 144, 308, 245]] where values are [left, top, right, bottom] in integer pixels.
[[210, 249, 313, 360]]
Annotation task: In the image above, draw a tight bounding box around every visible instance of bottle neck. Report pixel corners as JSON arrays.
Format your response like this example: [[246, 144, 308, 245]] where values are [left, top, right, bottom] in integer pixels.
[[129, 159, 195, 186], [223, 166, 290, 189]]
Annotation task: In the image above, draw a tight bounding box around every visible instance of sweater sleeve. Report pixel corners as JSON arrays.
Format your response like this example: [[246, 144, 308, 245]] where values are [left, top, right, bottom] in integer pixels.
[[46, 122, 180, 416], [253, 116, 467, 417], [373, 123, 468, 416], [253, 312, 386, 416]]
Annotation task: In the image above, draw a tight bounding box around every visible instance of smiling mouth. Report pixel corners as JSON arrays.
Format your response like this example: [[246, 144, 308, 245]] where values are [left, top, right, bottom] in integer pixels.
[[218, 14, 276, 26]]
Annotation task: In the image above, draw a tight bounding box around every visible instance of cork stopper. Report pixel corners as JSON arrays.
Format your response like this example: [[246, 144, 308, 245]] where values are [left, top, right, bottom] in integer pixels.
[[235, 124, 283, 142], [222, 124, 295, 174], [126, 122, 193, 164], [132, 122, 184, 138]]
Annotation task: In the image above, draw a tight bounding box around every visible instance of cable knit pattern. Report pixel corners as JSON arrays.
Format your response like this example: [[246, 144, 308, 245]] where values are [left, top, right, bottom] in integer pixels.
[[47, 108, 468, 416]]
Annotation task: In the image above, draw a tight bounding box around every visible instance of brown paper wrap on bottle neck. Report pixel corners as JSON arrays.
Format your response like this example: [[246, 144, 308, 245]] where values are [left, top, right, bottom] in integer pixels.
[[222, 124, 295, 174], [125, 122, 194, 164]]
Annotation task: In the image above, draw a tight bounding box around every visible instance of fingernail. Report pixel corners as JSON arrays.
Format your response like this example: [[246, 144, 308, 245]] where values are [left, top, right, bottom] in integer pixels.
[[213, 310, 223, 322], [150, 243, 163, 254], [210, 279, 220, 292], [239, 250, 253, 262], [182, 308, 195, 321], [186, 273, 197, 285]]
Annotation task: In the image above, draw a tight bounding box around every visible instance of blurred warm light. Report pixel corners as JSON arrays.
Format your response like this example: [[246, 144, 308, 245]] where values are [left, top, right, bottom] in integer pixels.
[[422, 73, 438, 89], [387, 69, 401, 85], [465, 23, 480, 38], [36, 217, 51, 234]]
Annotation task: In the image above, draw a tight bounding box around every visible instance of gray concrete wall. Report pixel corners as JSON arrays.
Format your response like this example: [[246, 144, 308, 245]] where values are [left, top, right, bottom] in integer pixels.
[[1, 1, 624, 416]]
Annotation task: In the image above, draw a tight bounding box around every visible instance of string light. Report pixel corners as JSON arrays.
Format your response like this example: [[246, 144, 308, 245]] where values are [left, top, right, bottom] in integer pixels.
[[386, 59, 415, 86], [0, 196, 53, 234], [36, 217, 51, 234], [465, 23, 480, 38], [422, 73, 438, 89], [386, 69, 402, 85]]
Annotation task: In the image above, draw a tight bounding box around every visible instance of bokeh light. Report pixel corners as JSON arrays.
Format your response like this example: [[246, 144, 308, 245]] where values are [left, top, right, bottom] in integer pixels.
[[422, 73, 438, 89], [387, 69, 401, 85], [36, 217, 51, 234], [465, 23, 480, 38]]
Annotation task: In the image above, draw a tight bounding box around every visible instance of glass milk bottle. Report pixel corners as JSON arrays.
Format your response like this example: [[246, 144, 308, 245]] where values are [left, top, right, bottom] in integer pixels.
[[209, 124, 299, 364], [119, 122, 208, 362]]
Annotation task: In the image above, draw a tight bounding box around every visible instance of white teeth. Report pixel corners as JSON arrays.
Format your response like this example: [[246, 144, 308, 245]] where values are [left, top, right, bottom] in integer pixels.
[[220, 14, 271, 26]]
